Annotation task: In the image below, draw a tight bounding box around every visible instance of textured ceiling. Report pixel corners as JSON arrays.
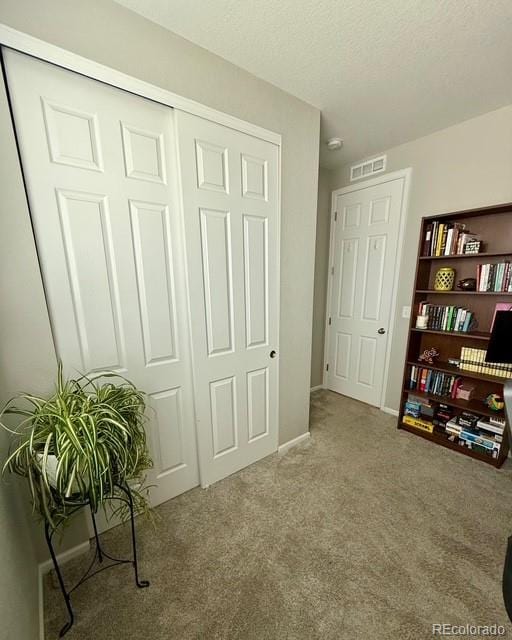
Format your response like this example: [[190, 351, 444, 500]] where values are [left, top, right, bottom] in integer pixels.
[[115, 0, 512, 168]]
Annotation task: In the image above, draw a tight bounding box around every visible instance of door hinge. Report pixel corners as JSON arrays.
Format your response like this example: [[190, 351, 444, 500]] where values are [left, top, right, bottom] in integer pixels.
[[326, 363, 329, 372], [331, 266, 334, 275], [334, 211, 338, 221], [328, 317, 331, 325]]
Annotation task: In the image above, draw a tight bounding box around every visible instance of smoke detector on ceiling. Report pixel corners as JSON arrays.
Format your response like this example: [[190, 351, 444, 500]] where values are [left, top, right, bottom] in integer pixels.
[[326, 137, 343, 151]]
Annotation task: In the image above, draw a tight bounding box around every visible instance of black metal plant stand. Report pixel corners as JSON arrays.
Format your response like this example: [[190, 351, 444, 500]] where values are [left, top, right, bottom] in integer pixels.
[[44, 483, 149, 637]]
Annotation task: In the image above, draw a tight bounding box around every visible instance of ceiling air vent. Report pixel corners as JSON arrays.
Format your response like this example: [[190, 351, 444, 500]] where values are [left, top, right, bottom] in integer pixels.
[[350, 155, 387, 181]]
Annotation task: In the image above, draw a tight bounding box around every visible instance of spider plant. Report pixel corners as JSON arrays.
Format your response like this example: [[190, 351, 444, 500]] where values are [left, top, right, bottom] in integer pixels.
[[1, 364, 153, 529]]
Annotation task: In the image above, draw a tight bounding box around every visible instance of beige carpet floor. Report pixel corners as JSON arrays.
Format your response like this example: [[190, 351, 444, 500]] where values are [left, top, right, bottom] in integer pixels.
[[44, 390, 512, 639]]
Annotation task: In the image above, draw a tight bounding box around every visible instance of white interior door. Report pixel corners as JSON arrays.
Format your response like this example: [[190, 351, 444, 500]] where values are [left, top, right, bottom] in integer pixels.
[[4, 49, 199, 510], [326, 176, 405, 406], [175, 111, 279, 486]]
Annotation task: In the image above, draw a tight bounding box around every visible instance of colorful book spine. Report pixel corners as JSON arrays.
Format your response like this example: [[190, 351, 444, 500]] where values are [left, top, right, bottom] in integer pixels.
[[403, 415, 434, 433], [423, 221, 468, 256], [477, 262, 511, 292], [458, 347, 512, 378], [459, 430, 499, 452], [408, 366, 462, 397], [417, 303, 474, 333], [423, 224, 433, 256]]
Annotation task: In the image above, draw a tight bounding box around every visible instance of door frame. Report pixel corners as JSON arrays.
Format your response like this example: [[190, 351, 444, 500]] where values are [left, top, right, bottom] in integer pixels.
[[322, 168, 412, 412], [0, 23, 282, 487], [0, 24, 281, 145]]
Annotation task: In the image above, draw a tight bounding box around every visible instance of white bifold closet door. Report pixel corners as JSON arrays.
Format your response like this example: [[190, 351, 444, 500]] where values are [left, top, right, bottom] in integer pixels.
[[3, 49, 200, 507], [175, 112, 279, 486]]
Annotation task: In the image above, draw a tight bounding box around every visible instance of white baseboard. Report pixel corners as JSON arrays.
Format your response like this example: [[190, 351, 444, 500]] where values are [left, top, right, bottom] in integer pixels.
[[38, 540, 90, 639], [39, 540, 90, 576], [278, 432, 310, 455], [38, 566, 44, 640], [310, 385, 324, 392], [381, 406, 399, 417]]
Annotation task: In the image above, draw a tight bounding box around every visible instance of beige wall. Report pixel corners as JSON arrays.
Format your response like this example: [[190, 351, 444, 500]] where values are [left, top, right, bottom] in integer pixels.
[[0, 0, 320, 584], [0, 432, 39, 640], [0, 74, 53, 640], [327, 104, 512, 411], [310, 167, 333, 388]]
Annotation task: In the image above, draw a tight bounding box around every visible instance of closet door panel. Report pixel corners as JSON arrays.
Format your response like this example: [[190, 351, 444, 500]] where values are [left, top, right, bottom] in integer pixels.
[[4, 49, 199, 522], [176, 110, 279, 486]]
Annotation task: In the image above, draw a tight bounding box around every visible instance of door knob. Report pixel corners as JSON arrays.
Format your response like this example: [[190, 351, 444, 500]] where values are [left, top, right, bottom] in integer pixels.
[[270, 350, 277, 358], [377, 328, 386, 334]]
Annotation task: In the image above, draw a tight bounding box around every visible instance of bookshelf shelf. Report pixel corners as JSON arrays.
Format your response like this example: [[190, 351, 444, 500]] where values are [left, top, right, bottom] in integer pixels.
[[419, 252, 512, 261], [398, 202, 512, 468], [416, 289, 512, 296], [411, 328, 490, 340], [402, 386, 505, 419], [399, 422, 503, 467], [405, 360, 510, 385]]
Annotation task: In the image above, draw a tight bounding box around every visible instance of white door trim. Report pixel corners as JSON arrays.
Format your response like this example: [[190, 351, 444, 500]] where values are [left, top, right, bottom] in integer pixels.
[[0, 23, 281, 146], [322, 168, 412, 410]]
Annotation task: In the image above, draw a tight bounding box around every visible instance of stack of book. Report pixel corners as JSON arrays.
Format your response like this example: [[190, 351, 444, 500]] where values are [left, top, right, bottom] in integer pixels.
[[422, 221, 477, 256], [409, 366, 462, 398], [445, 413, 504, 458], [402, 391, 507, 456], [459, 347, 512, 378], [403, 394, 435, 433], [404, 393, 434, 419], [477, 262, 512, 292], [418, 302, 475, 332]]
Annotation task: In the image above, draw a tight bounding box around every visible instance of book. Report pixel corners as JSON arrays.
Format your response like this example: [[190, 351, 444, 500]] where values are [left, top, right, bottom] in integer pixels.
[[444, 418, 501, 455], [458, 346, 512, 378], [424, 221, 468, 256], [429, 222, 438, 256], [459, 430, 498, 451], [433, 404, 454, 432], [405, 401, 421, 418], [408, 366, 462, 398], [419, 368, 428, 392], [445, 228, 455, 255], [478, 262, 512, 292], [457, 411, 479, 429], [419, 304, 474, 333], [445, 418, 462, 436], [407, 394, 434, 417], [403, 415, 434, 433], [435, 224, 445, 256], [477, 419, 505, 436], [462, 312, 473, 333], [423, 224, 433, 256]]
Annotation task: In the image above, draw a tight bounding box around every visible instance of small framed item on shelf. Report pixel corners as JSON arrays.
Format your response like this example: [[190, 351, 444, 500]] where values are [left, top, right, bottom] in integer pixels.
[[464, 240, 481, 254], [455, 383, 475, 401], [399, 202, 512, 468]]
